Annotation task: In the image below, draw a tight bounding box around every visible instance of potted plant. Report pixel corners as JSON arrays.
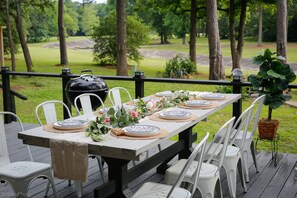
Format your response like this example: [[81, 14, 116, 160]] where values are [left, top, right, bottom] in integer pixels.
[[248, 49, 296, 139]]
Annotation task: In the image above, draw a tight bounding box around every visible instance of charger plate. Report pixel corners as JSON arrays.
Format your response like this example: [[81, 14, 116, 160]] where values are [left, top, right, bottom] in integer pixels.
[[200, 93, 227, 100], [155, 91, 173, 97], [110, 128, 168, 140], [149, 113, 198, 122], [184, 100, 212, 107], [43, 124, 87, 133], [178, 103, 218, 110], [53, 120, 88, 130]]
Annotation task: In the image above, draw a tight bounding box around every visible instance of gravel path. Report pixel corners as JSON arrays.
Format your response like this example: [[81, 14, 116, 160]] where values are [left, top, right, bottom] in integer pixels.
[[43, 39, 297, 72]]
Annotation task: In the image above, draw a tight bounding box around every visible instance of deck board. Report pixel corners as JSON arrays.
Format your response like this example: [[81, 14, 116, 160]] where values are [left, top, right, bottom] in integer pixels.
[[1, 122, 297, 198]]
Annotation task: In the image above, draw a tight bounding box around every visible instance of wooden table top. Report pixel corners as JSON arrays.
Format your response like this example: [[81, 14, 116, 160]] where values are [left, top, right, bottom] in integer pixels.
[[18, 93, 241, 161]]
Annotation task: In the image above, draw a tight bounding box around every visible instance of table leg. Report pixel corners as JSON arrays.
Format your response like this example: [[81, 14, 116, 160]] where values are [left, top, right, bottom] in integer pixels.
[[178, 127, 196, 159], [94, 157, 130, 198]]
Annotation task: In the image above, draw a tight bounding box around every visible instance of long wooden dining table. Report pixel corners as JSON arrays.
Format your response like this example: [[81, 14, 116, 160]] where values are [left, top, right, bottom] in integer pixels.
[[18, 93, 241, 198]]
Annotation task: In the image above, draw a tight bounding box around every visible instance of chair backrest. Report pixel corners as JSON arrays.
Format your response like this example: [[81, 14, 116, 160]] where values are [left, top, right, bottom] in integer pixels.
[[0, 112, 33, 167], [229, 104, 255, 149], [250, 94, 265, 136], [205, 117, 235, 171], [35, 100, 72, 125], [74, 93, 105, 115], [108, 87, 132, 108], [167, 132, 209, 197]]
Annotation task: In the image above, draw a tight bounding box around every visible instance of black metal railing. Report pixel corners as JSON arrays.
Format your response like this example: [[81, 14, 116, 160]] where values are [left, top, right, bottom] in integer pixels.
[[1, 66, 296, 123]]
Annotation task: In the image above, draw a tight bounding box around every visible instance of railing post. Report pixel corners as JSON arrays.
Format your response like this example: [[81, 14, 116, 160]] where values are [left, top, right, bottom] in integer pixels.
[[134, 71, 145, 99], [232, 69, 243, 120], [1, 66, 13, 123], [61, 68, 72, 119]]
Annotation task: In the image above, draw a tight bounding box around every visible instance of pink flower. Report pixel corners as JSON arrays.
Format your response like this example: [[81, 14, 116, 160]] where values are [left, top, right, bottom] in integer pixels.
[[105, 117, 110, 123], [131, 110, 138, 118]]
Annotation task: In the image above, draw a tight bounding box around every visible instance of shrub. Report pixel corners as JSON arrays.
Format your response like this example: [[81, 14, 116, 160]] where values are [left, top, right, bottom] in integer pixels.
[[163, 55, 196, 78]]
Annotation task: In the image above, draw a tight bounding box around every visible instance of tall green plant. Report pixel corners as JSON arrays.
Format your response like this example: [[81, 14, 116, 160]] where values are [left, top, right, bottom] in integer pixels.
[[92, 12, 150, 65], [248, 49, 296, 120]]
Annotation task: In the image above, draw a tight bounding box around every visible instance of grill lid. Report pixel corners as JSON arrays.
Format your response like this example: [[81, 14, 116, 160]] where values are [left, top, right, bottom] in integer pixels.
[[66, 74, 108, 91]]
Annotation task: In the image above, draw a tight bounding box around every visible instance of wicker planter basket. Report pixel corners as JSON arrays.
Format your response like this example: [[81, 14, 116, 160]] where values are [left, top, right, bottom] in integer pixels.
[[258, 119, 280, 140]]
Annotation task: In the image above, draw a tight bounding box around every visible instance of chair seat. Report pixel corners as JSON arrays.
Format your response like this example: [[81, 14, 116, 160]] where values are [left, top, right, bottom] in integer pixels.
[[132, 182, 191, 198], [165, 159, 219, 185], [0, 161, 51, 179], [226, 145, 240, 156], [234, 130, 253, 140]]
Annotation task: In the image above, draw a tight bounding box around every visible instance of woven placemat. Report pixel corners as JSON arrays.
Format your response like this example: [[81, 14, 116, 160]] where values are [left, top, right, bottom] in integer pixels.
[[110, 128, 168, 140], [43, 124, 87, 133], [177, 103, 218, 110], [148, 113, 198, 122]]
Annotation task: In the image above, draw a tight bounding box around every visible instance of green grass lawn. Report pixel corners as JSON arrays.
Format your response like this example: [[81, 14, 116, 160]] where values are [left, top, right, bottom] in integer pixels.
[[2, 36, 297, 154]]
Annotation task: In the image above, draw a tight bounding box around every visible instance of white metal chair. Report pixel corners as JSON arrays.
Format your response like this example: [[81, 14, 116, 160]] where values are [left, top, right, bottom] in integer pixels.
[[108, 87, 133, 108], [0, 112, 57, 198], [74, 93, 105, 116], [132, 132, 210, 198], [35, 100, 87, 197], [74, 93, 106, 182], [217, 105, 254, 197], [164, 117, 235, 198], [108, 87, 162, 159], [35, 100, 72, 125], [233, 94, 265, 182]]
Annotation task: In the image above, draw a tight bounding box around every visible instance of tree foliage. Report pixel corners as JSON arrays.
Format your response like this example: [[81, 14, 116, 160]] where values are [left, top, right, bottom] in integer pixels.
[[92, 12, 149, 65]]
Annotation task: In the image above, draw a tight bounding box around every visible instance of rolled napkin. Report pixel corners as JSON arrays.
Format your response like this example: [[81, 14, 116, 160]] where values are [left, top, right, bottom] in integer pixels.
[[50, 139, 88, 182], [111, 128, 124, 136]]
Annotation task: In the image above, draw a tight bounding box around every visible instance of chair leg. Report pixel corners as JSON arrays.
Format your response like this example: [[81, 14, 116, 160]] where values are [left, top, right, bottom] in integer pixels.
[[237, 159, 247, 192], [241, 148, 250, 183], [250, 140, 259, 173], [14, 181, 30, 198], [223, 159, 238, 198], [95, 156, 105, 182], [74, 181, 83, 198], [197, 177, 218, 198], [45, 180, 50, 197], [46, 175, 57, 198]]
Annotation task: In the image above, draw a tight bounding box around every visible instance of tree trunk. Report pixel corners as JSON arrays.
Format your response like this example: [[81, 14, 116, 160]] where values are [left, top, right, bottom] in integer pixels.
[[182, 34, 186, 44], [15, 0, 33, 72], [229, 0, 247, 70], [58, 0, 68, 66], [235, 0, 247, 70], [257, 3, 263, 47], [229, 0, 237, 70], [116, 0, 128, 76], [276, 0, 287, 62], [189, 0, 197, 70], [164, 34, 169, 44], [206, 0, 224, 80], [6, 0, 16, 74], [160, 33, 164, 44]]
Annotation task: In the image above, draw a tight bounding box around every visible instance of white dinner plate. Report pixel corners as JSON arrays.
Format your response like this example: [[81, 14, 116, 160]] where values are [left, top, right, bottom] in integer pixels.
[[184, 100, 212, 107], [159, 110, 192, 120], [200, 93, 226, 100], [53, 119, 88, 130], [122, 125, 160, 137], [155, 91, 173, 97]]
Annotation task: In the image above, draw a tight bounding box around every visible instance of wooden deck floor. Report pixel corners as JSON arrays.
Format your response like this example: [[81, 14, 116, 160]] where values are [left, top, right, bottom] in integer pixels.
[[1, 122, 297, 198]]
